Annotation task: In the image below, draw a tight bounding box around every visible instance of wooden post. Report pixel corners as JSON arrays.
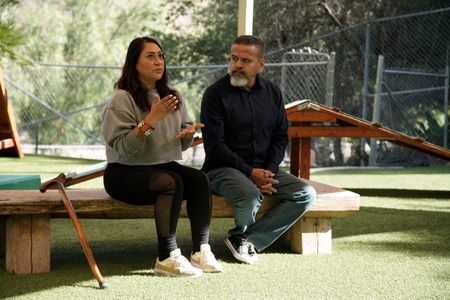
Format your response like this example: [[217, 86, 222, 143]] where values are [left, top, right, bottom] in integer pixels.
[[0, 67, 23, 158], [290, 137, 300, 177], [5, 215, 51, 274], [289, 217, 332, 255], [31, 215, 51, 273], [300, 137, 311, 179]]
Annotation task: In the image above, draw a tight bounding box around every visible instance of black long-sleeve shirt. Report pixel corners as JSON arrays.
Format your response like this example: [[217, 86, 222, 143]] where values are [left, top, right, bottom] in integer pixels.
[[200, 74, 288, 176]]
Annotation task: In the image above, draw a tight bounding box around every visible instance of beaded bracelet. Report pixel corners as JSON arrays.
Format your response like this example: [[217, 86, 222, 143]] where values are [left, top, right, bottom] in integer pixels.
[[137, 120, 155, 142]]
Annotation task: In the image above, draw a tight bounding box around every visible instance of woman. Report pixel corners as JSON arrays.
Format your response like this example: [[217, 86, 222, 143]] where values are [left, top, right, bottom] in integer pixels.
[[101, 36, 223, 277]]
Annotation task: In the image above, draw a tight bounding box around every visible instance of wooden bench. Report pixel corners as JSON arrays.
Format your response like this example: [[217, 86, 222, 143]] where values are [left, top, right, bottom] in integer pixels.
[[0, 179, 359, 274]]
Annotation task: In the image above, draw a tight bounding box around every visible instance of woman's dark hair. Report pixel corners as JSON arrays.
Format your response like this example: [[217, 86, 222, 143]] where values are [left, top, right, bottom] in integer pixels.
[[114, 36, 179, 111]]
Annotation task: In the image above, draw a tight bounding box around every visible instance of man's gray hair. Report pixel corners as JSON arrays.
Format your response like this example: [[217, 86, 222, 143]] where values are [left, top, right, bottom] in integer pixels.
[[232, 35, 265, 56]]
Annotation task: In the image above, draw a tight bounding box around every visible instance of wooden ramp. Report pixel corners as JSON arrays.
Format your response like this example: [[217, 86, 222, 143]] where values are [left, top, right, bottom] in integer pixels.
[[0, 67, 23, 158], [286, 100, 450, 179]]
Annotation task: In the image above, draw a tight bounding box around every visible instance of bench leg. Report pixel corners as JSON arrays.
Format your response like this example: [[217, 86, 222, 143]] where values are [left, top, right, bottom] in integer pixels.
[[289, 217, 332, 255], [5, 215, 51, 274]]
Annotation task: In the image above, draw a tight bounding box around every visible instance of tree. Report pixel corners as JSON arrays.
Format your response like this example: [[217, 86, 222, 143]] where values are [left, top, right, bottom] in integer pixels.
[[0, 0, 22, 62]]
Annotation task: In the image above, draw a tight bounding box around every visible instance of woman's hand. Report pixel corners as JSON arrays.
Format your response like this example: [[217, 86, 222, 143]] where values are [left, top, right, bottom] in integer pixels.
[[176, 123, 205, 139], [146, 93, 178, 125]]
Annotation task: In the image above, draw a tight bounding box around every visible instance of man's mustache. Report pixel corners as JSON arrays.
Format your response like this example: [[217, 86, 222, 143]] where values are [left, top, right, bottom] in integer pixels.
[[231, 70, 246, 75]]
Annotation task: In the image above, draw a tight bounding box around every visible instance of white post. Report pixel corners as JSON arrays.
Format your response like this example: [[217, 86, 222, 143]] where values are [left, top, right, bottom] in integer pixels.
[[238, 0, 254, 35], [325, 52, 336, 107], [369, 55, 384, 166], [443, 63, 449, 148]]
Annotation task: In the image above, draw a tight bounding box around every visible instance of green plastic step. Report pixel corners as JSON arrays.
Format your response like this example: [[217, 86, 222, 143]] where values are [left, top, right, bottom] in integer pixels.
[[0, 175, 41, 190]]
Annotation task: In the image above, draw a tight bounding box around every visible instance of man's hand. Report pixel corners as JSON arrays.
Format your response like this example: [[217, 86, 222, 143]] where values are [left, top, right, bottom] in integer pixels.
[[259, 182, 277, 195], [250, 168, 279, 194]]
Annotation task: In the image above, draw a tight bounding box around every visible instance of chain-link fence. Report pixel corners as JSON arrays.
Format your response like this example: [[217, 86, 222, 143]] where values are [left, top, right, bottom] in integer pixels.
[[368, 55, 448, 166], [3, 7, 450, 166], [273, 7, 450, 167]]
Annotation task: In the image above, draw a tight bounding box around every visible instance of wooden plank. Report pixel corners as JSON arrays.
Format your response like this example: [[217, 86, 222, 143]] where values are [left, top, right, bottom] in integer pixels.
[[0, 138, 14, 149], [6, 215, 32, 274], [389, 138, 450, 161], [288, 126, 389, 138], [0, 185, 360, 218], [286, 100, 450, 162], [31, 215, 51, 273], [287, 111, 337, 122]]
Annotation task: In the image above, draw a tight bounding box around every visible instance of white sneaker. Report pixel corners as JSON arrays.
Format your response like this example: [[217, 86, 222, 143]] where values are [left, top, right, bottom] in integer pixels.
[[154, 249, 203, 277], [190, 244, 224, 273]]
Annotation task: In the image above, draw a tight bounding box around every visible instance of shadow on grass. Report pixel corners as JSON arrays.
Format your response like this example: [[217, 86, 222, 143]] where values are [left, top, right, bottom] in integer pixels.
[[347, 188, 450, 199], [1, 204, 449, 297], [0, 219, 236, 297], [332, 206, 450, 256], [312, 165, 450, 175]]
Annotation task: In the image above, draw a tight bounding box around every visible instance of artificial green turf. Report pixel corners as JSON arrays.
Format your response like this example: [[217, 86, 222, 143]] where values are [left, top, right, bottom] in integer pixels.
[[0, 155, 449, 299]]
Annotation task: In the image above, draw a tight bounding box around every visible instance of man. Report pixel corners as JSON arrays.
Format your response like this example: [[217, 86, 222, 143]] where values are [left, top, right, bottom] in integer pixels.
[[200, 35, 316, 264]]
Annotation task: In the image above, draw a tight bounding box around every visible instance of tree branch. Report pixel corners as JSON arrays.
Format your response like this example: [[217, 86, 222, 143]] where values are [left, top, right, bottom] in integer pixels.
[[319, 2, 342, 27]]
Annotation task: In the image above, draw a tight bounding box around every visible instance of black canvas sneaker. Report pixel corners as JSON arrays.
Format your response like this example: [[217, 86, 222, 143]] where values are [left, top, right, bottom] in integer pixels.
[[225, 234, 258, 264]]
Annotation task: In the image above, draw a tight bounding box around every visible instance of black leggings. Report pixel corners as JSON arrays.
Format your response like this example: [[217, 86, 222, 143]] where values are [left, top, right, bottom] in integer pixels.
[[104, 161, 212, 260]]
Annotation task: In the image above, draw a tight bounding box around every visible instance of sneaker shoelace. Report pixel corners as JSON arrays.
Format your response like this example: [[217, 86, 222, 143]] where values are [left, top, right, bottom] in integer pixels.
[[200, 249, 217, 264], [232, 235, 250, 254], [173, 253, 192, 269], [248, 243, 256, 256]]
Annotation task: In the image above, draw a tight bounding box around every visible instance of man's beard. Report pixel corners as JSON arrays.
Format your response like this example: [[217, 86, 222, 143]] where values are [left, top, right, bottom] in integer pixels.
[[230, 75, 248, 87], [228, 67, 248, 87]]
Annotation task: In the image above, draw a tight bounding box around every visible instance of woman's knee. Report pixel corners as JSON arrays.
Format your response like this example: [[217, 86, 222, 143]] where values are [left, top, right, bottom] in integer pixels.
[[149, 172, 182, 196], [192, 170, 210, 187]]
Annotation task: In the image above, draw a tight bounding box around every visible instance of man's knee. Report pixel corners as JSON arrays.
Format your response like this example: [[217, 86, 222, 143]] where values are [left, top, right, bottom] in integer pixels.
[[293, 184, 316, 207]]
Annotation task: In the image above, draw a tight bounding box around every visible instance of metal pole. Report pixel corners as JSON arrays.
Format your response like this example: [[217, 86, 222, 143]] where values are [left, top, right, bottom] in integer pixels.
[[369, 55, 384, 166], [444, 48, 449, 148], [35, 124, 39, 154], [238, 0, 254, 35], [281, 52, 288, 100], [361, 24, 371, 165], [325, 52, 336, 107]]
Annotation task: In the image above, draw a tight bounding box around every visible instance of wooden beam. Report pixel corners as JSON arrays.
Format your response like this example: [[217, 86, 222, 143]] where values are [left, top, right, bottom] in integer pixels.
[[0, 138, 15, 150], [287, 111, 337, 122], [289, 126, 390, 138]]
